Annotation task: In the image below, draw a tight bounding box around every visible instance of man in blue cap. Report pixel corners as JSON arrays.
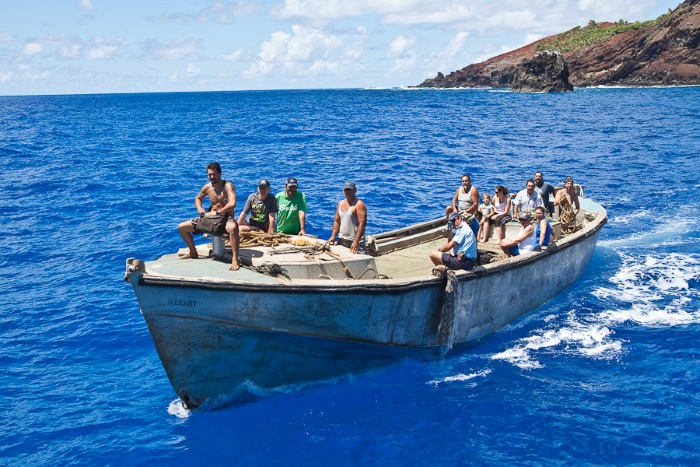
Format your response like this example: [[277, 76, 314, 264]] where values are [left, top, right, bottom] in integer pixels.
[[429, 211, 477, 270]]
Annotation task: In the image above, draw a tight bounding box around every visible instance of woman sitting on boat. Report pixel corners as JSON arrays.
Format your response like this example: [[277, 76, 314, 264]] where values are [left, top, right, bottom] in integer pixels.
[[483, 185, 511, 242], [534, 206, 556, 249]]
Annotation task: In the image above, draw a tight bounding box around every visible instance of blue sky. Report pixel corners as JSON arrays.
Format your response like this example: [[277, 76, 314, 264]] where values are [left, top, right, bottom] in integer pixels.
[[0, 0, 682, 96]]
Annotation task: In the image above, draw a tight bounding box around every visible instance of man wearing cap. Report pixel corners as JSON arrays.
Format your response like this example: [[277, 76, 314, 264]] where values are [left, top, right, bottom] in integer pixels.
[[237, 179, 278, 234], [429, 212, 477, 270], [276, 177, 307, 235], [499, 211, 537, 257], [328, 181, 368, 254], [513, 179, 544, 219]]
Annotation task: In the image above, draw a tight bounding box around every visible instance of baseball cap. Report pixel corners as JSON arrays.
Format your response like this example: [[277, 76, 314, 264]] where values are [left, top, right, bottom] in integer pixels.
[[519, 212, 531, 221], [447, 212, 461, 222], [258, 179, 270, 187], [286, 177, 298, 187], [343, 181, 356, 190]]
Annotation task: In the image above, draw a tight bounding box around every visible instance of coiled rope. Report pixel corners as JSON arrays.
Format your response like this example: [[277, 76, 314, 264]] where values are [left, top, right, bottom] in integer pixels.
[[558, 193, 578, 233]]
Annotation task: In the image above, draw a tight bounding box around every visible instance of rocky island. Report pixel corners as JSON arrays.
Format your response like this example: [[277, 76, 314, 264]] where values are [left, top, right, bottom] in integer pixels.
[[417, 0, 700, 91]]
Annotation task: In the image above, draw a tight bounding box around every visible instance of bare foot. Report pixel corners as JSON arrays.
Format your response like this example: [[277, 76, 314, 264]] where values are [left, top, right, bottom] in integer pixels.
[[180, 251, 199, 259], [229, 260, 240, 271]]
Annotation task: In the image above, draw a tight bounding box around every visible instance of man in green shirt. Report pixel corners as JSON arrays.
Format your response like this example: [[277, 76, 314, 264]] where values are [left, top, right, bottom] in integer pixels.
[[275, 177, 307, 235]]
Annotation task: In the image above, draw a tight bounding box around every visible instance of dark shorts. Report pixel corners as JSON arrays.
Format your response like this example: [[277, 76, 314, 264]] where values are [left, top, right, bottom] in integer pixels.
[[441, 253, 476, 270], [190, 214, 236, 233], [248, 218, 269, 231], [508, 245, 520, 256]]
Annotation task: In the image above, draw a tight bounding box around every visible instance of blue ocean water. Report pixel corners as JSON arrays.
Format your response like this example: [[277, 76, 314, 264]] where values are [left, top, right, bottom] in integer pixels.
[[1, 87, 699, 465]]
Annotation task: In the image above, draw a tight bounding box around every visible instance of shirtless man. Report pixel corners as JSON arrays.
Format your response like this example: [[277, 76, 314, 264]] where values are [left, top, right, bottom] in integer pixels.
[[554, 176, 580, 216], [177, 162, 240, 270], [446, 174, 479, 217], [554, 176, 581, 232], [328, 181, 368, 254]]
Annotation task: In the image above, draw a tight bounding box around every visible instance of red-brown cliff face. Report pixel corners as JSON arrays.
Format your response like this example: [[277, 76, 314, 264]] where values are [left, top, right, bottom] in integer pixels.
[[417, 0, 700, 88]]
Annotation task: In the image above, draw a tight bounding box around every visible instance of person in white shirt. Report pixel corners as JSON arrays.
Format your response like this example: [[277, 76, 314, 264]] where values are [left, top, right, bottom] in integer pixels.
[[512, 179, 543, 219]]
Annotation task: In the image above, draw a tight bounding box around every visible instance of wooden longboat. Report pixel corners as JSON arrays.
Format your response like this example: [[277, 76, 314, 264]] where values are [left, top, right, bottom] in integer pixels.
[[125, 197, 606, 408]]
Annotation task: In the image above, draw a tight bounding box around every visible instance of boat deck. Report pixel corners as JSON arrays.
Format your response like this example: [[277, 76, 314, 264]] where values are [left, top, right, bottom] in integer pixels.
[[138, 206, 599, 284], [145, 252, 281, 283], [373, 239, 442, 278], [141, 234, 507, 283]]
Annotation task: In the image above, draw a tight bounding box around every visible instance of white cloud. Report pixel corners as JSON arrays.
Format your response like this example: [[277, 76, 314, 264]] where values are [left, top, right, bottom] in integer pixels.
[[86, 45, 118, 59], [524, 33, 544, 44], [85, 37, 126, 59], [0, 32, 15, 42], [24, 70, 51, 82], [443, 31, 470, 59], [272, 0, 663, 32], [23, 43, 44, 55], [149, 1, 258, 24], [186, 64, 200, 76], [61, 44, 83, 58], [163, 64, 203, 83], [143, 38, 201, 60], [387, 35, 417, 59], [388, 30, 470, 77], [55, 37, 127, 60], [0, 71, 11, 82], [217, 50, 244, 62], [246, 25, 366, 77], [389, 50, 416, 74], [79, 0, 94, 12]]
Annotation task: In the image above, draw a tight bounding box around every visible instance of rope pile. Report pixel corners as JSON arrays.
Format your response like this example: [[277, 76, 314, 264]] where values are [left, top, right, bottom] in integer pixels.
[[238, 232, 292, 247]]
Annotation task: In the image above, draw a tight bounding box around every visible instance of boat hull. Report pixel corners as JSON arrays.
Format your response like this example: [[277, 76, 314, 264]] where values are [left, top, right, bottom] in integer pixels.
[[129, 212, 603, 407]]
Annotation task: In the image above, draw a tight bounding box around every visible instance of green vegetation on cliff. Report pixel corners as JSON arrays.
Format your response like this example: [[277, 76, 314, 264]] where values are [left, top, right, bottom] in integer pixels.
[[535, 16, 663, 53]]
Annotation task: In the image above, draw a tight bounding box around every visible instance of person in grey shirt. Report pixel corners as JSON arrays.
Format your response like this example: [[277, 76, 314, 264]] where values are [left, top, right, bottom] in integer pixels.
[[534, 171, 556, 216]]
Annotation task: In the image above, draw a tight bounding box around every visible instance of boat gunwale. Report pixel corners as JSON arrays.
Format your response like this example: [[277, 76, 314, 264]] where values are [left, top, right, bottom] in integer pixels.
[[132, 206, 607, 294]]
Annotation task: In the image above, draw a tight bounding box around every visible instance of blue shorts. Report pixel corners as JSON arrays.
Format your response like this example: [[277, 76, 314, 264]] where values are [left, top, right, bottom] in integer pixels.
[[470, 219, 480, 238], [441, 253, 476, 270], [508, 245, 520, 256]]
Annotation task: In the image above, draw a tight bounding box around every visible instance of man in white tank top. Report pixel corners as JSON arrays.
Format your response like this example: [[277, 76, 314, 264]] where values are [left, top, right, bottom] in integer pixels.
[[446, 174, 479, 217], [327, 181, 368, 254]]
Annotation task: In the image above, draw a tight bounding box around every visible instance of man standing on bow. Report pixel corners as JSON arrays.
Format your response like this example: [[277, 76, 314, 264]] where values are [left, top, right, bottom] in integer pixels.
[[276, 177, 307, 235], [534, 171, 556, 216], [328, 181, 368, 254]]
